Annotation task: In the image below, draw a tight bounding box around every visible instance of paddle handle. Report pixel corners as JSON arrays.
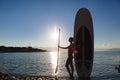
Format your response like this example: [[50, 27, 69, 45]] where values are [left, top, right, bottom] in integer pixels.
[[58, 29, 60, 56]]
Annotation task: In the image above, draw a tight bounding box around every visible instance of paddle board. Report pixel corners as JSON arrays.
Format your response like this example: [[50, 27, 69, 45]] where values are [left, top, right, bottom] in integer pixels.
[[74, 8, 94, 77]]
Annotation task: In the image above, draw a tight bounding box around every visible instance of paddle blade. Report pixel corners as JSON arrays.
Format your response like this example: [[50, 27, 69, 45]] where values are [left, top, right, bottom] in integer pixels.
[[55, 65, 58, 74]]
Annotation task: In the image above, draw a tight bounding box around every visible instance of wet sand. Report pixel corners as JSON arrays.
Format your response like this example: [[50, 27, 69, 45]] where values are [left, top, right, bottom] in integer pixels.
[[0, 72, 72, 80]]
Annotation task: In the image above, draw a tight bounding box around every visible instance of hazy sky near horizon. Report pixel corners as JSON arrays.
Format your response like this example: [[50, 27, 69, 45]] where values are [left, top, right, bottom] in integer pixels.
[[0, 0, 120, 49]]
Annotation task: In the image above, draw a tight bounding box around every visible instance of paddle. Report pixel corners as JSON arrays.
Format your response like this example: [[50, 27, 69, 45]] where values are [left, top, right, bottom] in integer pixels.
[[55, 28, 60, 74]]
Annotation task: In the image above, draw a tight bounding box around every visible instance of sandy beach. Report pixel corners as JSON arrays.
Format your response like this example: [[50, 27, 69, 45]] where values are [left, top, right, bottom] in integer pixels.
[[0, 72, 73, 80]]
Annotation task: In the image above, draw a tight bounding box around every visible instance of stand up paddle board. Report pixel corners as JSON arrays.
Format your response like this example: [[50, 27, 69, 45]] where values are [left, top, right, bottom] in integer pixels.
[[74, 8, 94, 77]]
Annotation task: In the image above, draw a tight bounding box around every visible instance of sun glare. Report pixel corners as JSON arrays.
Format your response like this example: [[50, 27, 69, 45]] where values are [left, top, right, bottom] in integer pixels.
[[50, 51, 58, 75], [51, 27, 59, 41]]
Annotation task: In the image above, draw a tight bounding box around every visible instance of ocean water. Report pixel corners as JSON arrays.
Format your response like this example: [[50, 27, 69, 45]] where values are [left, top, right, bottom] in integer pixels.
[[0, 51, 120, 80]]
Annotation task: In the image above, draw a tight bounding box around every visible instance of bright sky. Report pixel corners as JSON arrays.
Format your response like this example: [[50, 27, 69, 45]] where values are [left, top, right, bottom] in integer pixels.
[[0, 0, 120, 49]]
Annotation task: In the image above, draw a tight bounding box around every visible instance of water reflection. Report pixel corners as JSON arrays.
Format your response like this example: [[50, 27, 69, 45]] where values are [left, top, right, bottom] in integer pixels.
[[50, 51, 58, 75]]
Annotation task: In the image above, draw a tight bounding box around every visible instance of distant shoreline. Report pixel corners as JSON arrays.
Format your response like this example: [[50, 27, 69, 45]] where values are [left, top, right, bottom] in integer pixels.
[[0, 46, 47, 53]]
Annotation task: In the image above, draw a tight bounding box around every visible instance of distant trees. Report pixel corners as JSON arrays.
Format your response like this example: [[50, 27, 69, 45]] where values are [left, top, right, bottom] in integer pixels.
[[0, 45, 5, 48], [0, 45, 47, 52]]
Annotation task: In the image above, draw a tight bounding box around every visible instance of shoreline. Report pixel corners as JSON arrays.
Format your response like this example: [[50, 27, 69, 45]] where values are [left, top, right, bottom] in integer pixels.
[[0, 72, 72, 80], [0, 72, 93, 80], [0, 46, 47, 53]]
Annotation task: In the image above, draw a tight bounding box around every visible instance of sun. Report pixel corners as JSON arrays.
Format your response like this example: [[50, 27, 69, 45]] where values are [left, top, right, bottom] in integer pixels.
[[52, 33, 58, 40], [51, 27, 59, 40]]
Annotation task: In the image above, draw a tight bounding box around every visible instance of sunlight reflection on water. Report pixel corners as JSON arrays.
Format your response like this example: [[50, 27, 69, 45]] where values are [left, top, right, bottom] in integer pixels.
[[50, 51, 58, 75], [0, 51, 120, 79]]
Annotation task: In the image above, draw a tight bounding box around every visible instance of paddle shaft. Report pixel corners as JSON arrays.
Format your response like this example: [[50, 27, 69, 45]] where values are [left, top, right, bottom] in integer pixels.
[[57, 29, 60, 65], [55, 28, 60, 74]]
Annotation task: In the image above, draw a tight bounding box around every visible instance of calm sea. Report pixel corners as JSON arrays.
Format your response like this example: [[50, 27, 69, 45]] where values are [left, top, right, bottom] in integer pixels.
[[0, 51, 120, 80]]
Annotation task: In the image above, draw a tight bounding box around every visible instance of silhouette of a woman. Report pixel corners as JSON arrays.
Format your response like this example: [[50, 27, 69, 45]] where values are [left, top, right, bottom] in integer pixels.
[[59, 37, 74, 77]]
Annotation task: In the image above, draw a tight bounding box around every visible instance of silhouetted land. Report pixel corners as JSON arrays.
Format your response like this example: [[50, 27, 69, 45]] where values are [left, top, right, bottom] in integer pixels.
[[0, 46, 47, 52]]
